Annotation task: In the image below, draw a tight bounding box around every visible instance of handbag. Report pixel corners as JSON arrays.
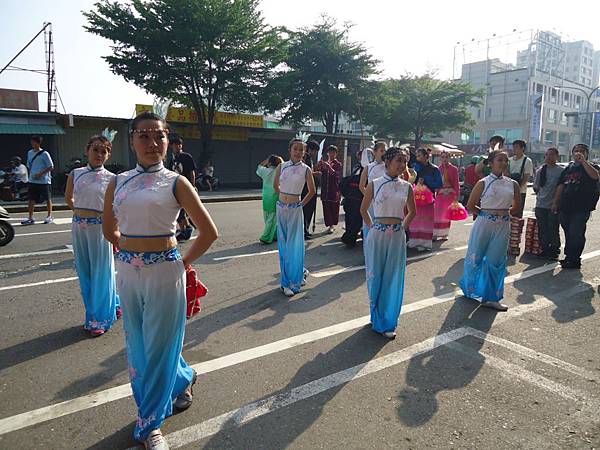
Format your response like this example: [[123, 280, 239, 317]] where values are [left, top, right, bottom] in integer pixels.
[[186, 265, 207, 319], [509, 157, 526, 184]]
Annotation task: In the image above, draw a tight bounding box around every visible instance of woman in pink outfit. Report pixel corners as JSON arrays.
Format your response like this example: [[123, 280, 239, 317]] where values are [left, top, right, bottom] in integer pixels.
[[433, 151, 460, 241]]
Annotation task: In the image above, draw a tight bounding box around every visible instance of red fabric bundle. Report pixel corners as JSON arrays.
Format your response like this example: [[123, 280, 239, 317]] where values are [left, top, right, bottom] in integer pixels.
[[413, 183, 434, 206], [186, 265, 207, 319], [445, 200, 469, 221]]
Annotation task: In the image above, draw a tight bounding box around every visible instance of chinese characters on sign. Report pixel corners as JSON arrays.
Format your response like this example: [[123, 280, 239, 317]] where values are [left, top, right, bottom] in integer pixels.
[[135, 104, 264, 128], [0, 88, 39, 111]]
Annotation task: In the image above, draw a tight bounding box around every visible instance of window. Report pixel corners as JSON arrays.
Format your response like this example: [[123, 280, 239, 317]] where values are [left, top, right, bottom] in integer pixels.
[[487, 108, 492, 118], [544, 130, 555, 145], [560, 112, 567, 125], [550, 88, 557, 103], [558, 132, 569, 147], [548, 109, 556, 123], [581, 76, 586, 84], [575, 96, 581, 110], [563, 92, 570, 106], [536, 83, 544, 94]]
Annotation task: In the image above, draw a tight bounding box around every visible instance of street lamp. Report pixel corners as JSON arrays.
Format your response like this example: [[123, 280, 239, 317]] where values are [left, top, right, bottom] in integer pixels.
[[554, 84, 600, 150]]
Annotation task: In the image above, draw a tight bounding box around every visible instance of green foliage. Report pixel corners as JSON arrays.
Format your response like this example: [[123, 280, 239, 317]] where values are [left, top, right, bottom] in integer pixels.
[[363, 74, 483, 148], [84, 0, 284, 158], [272, 16, 378, 134]]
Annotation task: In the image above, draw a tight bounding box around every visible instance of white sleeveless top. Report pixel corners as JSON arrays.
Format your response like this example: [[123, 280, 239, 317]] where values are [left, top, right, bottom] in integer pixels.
[[279, 160, 309, 196], [113, 162, 181, 238], [372, 175, 411, 220], [71, 165, 114, 213], [367, 161, 386, 183], [480, 174, 515, 210]]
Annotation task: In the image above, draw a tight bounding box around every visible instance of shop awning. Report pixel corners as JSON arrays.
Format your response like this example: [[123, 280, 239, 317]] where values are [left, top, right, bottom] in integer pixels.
[[0, 124, 65, 135]]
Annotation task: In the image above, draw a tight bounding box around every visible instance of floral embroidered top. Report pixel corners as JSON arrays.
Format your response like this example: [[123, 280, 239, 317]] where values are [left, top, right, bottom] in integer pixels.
[[480, 174, 514, 210], [279, 160, 309, 196], [71, 165, 115, 213], [113, 162, 181, 238], [372, 175, 411, 220], [367, 160, 386, 183]]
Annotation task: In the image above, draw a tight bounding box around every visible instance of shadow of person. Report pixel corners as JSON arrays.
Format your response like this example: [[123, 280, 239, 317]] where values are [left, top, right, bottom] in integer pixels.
[[0, 258, 74, 280], [545, 270, 596, 324], [430, 258, 464, 296], [202, 327, 389, 449], [86, 423, 136, 450], [397, 298, 498, 427], [0, 325, 87, 373], [512, 257, 557, 305]]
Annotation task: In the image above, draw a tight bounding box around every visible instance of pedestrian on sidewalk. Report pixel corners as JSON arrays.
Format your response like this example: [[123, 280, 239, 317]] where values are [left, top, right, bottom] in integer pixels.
[[302, 140, 320, 239], [256, 154, 283, 244], [9, 156, 28, 200], [317, 145, 343, 234], [64, 133, 121, 337], [551, 143, 600, 269], [21, 135, 54, 225], [532, 147, 563, 260], [103, 111, 218, 449], [360, 147, 416, 339], [460, 150, 520, 311], [433, 150, 460, 241], [274, 136, 315, 297], [359, 140, 387, 244], [167, 134, 196, 242], [408, 148, 443, 251]]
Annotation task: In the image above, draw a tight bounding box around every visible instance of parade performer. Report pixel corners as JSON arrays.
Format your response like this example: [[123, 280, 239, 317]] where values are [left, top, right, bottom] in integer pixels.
[[359, 140, 387, 242], [433, 150, 460, 241], [302, 140, 320, 239], [64, 132, 120, 337], [273, 134, 316, 297], [360, 147, 416, 339], [460, 150, 520, 311], [316, 145, 343, 233], [408, 148, 443, 251], [256, 155, 283, 244], [103, 111, 218, 449]]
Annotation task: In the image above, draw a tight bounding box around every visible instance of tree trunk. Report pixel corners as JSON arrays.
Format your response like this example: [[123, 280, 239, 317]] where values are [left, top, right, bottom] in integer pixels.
[[334, 111, 340, 134], [414, 127, 422, 150], [323, 112, 334, 134]]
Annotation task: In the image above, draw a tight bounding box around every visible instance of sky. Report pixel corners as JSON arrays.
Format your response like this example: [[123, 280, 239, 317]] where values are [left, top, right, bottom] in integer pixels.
[[1, 0, 599, 118]]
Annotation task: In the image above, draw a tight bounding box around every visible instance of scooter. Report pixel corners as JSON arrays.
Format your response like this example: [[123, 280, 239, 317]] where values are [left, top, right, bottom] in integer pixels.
[[0, 205, 15, 246]]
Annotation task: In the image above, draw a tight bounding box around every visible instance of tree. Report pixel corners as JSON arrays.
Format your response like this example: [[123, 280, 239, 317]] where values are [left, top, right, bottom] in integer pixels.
[[273, 17, 378, 134], [84, 0, 284, 160], [363, 74, 483, 148]]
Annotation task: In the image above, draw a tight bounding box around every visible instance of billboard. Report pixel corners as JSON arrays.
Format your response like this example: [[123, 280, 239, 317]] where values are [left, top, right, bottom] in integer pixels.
[[135, 104, 264, 128], [529, 93, 543, 143], [0, 88, 39, 111]]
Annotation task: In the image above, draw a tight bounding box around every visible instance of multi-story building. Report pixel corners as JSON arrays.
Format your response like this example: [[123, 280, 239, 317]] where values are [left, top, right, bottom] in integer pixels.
[[447, 31, 600, 161]]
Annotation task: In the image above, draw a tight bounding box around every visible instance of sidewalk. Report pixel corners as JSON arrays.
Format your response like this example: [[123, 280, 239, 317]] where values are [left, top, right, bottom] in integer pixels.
[[0, 188, 263, 213]]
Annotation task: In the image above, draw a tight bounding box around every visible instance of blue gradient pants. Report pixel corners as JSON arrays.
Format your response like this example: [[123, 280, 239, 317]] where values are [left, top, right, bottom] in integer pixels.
[[116, 249, 194, 441], [72, 217, 119, 331], [365, 223, 407, 333], [277, 201, 305, 293], [460, 212, 510, 302]]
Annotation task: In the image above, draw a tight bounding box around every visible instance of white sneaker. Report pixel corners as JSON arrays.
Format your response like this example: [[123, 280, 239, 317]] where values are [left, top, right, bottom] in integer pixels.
[[43, 216, 54, 224], [144, 429, 169, 450], [301, 269, 309, 286], [327, 226, 335, 234], [282, 287, 295, 297]]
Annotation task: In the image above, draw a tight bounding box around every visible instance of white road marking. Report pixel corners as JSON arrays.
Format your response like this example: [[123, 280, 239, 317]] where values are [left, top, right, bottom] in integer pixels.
[[14, 218, 72, 226], [15, 229, 71, 237], [212, 249, 279, 261], [158, 294, 578, 449], [0, 277, 79, 292], [0, 245, 73, 260], [0, 275, 591, 436], [466, 327, 599, 381], [312, 245, 469, 278]]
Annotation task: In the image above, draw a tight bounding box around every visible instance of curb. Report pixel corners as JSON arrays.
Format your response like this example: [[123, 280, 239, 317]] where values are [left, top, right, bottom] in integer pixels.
[[1, 195, 263, 214]]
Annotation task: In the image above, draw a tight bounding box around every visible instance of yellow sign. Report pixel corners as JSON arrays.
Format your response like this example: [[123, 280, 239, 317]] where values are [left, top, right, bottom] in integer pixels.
[[135, 104, 264, 128], [170, 124, 249, 142]]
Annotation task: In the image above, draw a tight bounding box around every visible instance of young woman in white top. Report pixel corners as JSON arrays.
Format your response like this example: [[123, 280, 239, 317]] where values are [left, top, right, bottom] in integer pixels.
[[360, 147, 416, 339], [359, 141, 387, 246], [460, 150, 520, 311], [65, 135, 120, 337], [273, 138, 316, 297], [103, 112, 218, 449]]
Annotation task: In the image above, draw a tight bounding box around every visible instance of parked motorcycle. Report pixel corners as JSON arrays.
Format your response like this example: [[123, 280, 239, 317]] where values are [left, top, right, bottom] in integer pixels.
[[0, 205, 15, 246]]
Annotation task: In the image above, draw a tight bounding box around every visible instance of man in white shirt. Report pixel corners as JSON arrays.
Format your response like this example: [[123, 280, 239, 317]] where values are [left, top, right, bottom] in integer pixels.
[[508, 139, 533, 217], [10, 156, 28, 200]]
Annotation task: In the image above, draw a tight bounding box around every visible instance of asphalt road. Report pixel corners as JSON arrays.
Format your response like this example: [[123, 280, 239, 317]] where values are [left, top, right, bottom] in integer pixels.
[[1, 191, 599, 450]]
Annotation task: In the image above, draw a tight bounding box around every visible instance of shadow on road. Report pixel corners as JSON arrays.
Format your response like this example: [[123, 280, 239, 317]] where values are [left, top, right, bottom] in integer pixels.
[[397, 298, 498, 427]]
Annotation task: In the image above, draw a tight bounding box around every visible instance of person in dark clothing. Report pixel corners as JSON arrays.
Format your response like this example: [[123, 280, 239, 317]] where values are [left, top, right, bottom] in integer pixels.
[[551, 144, 600, 269], [302, 140, 320, 239], [340, 163, 364, 247], [168, 134, 197, 241]]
